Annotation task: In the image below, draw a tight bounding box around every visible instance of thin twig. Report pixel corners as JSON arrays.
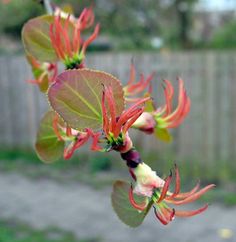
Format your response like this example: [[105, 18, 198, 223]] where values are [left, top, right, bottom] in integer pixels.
[[43, 0, 53, 15]]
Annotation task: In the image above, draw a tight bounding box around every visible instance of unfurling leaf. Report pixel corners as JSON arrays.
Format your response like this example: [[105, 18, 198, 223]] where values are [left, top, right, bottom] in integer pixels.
[[48, 69, 125, 131], [144, 93, 155, 112], [22, 15, 74, 62], [111, 180, 152, 227], [35, 111, 65, 163], [154, 127, 172, 142]]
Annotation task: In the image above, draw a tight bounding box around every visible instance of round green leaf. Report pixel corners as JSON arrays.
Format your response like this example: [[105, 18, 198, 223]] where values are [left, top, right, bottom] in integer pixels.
[[35, 111, 65, 163], [22, 15, 74, 62], [111, 180, 152, 228], [22, 15, 56, 62], [48, 69, 125, 131]]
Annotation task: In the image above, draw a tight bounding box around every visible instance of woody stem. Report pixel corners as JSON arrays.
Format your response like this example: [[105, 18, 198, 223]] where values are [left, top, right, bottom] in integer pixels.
[[45, 0, 53, 14], [120, 147, 143, 169]]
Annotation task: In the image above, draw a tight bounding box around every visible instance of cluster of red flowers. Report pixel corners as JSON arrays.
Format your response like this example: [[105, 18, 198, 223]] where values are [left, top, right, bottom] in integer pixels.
[[49, 7, 99, 68], [23, 2, 215, 227], [129, 164, 215, 225]]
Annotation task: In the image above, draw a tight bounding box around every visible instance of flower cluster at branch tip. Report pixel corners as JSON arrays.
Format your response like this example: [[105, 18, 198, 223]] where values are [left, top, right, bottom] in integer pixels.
[[22, 2, 215, 227], [49, 7, 99, 69], [129, 163, 215, 225], [26, 55, 57, 92], [132, 77, 191, 141], [102, 86, 149, 153], [154, 78, 191, 129], [123, 63, 153, 103], [52, 114, 101, 159]]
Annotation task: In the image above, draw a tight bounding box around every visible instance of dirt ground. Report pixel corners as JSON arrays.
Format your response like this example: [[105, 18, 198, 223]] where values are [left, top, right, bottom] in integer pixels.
[[0, 172, 235, 242]]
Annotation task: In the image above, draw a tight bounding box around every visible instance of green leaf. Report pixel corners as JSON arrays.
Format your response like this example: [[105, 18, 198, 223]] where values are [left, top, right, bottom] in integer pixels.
[[154, 127, 172, 142], [35, 111, 65, 163], [144, 93, 155, 112], [38, 72, 50, 93], [26, 54, 49, 93], [48, 69, 125, 131], [22, 15, 74, 62], [111, 180, 152, 227]]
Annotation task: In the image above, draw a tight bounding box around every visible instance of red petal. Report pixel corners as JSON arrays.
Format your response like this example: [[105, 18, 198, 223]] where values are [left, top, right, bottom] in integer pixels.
[[163, 78, 185, 123], [167, 164, 180, 199], [154, 207, 168, 225], [89, 130, 102, 151], [64, 140, 76, 159], [66, 126, 72, 136], [73, 24, 81, 53], [167, 184, 215, 205], [157, 171, 172, 203], [105, 86, 117, 136], [81, 23, 100, 54], [174, 204, 209, 217], [170, 208, 175, 221], [115, 97, 150, 135], [129, 184, 147, 211], [127, 62, 136, 86], [101, 90, 109, 136], [122, 108, 144, 134], [170, 180, 200, 200], [161, 206, 175, 222], [164, 79, 174, 99]]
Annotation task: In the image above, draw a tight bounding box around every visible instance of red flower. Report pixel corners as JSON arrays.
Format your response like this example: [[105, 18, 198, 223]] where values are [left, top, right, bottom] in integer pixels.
[[132, 78, 190, 143], [123, 63, 153, 102], [26, 55, 58, 92], [49, 13, 99, 68], [154, 78, 191, 129], [129, 164, 215, 225], [102, 86, 149, 151], [77, 6, 95, 30], [52, 114, 102, 159], [101, 86, 150, 153]]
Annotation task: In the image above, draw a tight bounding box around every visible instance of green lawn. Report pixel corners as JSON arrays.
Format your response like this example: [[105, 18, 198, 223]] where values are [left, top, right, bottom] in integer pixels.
[[0, 220, 99, 242], [0, 148, 235, 206]]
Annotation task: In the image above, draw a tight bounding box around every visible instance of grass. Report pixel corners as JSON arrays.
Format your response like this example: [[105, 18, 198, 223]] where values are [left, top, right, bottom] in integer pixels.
[[0, 148, 124, 188], [0, 148, 236, 205], [0, 219, 99, 242], [198, 186, 236, 207]]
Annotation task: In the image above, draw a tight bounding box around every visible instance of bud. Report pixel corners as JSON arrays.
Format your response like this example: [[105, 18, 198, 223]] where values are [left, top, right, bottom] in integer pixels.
[[133, 163, 165, 197], [132, 112, 156, 134]]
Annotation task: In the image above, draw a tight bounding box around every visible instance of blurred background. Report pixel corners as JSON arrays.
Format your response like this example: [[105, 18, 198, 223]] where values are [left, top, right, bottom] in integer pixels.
[[0, 0, 236, 242]]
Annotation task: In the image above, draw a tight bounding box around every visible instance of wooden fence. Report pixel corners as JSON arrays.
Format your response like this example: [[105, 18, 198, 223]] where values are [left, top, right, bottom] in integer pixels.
[[0, 51, 236, 167]]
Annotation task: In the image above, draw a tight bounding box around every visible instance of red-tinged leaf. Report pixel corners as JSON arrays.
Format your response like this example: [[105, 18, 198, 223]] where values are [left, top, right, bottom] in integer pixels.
[[111, 180, 152, 228], [154, 127, 172, 142], [35, 111, 65, 163], [22, 15, 74, 62], [48, 69, 125, 131]]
